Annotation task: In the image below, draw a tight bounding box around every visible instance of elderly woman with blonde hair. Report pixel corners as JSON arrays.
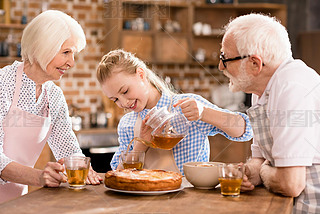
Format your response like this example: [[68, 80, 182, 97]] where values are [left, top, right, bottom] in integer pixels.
[[0, 10, 102, 204]]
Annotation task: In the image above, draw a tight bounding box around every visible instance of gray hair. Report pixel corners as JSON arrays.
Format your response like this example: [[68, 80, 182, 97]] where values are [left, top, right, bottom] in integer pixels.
[[21, 10, 86, 70], [224, 13, 292, 68]]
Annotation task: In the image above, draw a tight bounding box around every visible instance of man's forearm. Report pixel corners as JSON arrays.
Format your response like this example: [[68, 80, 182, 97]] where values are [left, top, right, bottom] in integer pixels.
[[260, 163, 306, 197]]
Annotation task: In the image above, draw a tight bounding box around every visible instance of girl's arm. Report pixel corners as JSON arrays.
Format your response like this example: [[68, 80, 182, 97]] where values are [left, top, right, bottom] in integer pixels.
[[200, 107, 245, 138], [174, 97, 246, 138]]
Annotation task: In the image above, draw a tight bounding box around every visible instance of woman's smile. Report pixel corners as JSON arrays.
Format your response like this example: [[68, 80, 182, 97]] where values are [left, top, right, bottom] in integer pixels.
[[57, 68, 66, 75]]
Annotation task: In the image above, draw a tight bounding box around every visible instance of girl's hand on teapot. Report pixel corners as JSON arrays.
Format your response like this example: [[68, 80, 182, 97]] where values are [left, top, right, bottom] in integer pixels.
[[174, 98, 204, 121]]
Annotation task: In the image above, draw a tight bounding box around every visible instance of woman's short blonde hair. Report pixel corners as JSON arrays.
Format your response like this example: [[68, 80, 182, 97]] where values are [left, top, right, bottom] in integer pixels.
[[21, 10, 86, 70]]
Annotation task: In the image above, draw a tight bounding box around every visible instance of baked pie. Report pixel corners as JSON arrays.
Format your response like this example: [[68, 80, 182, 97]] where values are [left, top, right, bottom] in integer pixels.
[[105, 169, 182, 191]]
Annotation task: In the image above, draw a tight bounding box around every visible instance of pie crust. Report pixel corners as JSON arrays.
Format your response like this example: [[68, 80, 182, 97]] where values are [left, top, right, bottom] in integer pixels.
[[105, 169, 182, 191]]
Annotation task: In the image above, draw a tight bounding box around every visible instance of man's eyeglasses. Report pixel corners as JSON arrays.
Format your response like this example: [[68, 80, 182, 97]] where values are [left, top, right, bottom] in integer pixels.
[[220, 52, 250, 68]]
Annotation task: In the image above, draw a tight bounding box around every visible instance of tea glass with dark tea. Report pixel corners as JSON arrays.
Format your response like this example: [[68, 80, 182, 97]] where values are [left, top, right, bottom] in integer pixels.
[[218, 163, 244, 197], [120, 150, 145, 169], [64, 156, 90, 189]]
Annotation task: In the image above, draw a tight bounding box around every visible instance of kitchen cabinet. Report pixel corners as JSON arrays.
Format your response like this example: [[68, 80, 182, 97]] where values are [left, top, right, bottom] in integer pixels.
[[191, 3, 286, 65], [105, 0, 183, 63], [0, 23, 24, 68], [0, 0, 11, 24], [105, 0, 190, 63], [299, 31, 320, 74], [74, 128, 119, 173], [104, 0, 287, 66], [209, 134, 252, 163], [29, 143, 54, 193]]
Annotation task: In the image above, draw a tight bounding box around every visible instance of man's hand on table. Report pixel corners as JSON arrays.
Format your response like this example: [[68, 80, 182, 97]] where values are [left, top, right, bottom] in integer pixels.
[[241, 158, 264, 192]]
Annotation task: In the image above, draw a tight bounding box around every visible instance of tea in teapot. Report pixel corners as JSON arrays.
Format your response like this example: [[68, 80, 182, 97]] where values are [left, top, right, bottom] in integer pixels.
[[151, 133, 184, 150], [134, 106, 189, 150]]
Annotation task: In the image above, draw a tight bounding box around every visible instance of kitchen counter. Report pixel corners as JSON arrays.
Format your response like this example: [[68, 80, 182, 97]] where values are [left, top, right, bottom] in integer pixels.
[[0, 175, 292, 214], [74, 128, 117, 135]]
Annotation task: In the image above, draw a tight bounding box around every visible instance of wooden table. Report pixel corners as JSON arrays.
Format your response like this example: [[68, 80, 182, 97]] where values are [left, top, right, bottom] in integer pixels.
[[0, 176, 292, 214]]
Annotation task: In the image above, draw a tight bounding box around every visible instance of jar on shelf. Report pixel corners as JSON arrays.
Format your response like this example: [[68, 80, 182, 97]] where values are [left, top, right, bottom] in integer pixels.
[[0, 9, 5, 24]]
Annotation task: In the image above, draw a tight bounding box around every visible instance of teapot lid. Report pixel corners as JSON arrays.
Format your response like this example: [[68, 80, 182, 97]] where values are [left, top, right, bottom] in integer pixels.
[[145, 106, 175, 129]]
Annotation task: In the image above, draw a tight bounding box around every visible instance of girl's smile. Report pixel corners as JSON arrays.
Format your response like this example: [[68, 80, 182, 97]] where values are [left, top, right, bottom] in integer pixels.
[[101, 70, 150, 112]]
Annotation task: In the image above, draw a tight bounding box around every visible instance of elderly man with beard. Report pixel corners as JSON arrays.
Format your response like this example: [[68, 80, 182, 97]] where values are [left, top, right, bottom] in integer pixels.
[[219, 13, 320, 214]]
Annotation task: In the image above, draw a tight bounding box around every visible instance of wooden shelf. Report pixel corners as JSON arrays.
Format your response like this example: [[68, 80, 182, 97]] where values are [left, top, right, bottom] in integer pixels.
[[156, 31, 188, 37], [74, 128, 117, 135], [193, 34, 222, 38], [121, 30, 153, 35], [121, 31, 189, 37], [0, 23, 25, 29], [122, 0, 189, 7], [191, 60, 219, 67], [0, 56, 21, 62], [0, 24, 24, 65], [0, 57, 22, 69], [193, 3, 286, 10], [146, 60, 219, 67], [105, 1, 287, 65]]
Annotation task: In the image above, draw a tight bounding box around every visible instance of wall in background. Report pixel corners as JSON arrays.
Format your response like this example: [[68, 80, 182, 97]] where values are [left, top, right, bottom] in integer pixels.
[[240, 0, 320, 59], [7, 0, 320, 127], [8, 0, 227, 128], [10, 0, 112, 127]]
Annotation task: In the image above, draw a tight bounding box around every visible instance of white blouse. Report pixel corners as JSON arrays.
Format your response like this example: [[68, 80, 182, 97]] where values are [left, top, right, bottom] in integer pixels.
[[0, 61, 82, 181]]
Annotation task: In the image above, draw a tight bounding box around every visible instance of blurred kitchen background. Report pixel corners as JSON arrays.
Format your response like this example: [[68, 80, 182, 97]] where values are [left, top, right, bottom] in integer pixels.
[[1, 0, 320, 174]]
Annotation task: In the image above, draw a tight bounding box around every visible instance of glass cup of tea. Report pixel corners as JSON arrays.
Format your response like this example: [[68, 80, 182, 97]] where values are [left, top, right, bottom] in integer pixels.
[[120, 150, 145, 170], [64, 156, 90, 190], [218, 163, 244, 197]]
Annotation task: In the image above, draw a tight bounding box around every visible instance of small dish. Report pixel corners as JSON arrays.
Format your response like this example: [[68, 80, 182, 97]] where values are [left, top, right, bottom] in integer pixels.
[[183, 162, 221, 189]]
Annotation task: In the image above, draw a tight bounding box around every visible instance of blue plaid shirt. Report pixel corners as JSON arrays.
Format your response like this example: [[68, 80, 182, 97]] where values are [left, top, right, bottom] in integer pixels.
[[111, 93, 253, 174]]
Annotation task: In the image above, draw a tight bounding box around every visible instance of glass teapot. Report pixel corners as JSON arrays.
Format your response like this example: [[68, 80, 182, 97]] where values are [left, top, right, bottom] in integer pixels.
[[134, 106, 190, 150]]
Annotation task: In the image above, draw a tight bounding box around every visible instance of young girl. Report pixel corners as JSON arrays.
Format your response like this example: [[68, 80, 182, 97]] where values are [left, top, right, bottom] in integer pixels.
[[97, 49, 252, 174]]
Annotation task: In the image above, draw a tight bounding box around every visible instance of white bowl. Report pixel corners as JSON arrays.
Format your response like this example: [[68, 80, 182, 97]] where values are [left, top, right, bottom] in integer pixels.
[[183, 162, 222, 189]]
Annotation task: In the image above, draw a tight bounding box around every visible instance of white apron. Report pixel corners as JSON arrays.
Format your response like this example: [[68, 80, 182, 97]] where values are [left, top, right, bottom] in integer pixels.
[[0, 63, 53, 203], [133, 114, 180, 174]]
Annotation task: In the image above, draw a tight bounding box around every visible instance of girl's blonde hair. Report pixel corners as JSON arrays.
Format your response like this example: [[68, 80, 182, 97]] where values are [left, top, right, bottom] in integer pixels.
[[97, 49, 177, 96]]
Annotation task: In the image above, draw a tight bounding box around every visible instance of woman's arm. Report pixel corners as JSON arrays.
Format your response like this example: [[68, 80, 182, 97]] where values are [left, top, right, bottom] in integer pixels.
[[1, 161, 66, 187], [0, 63, 17, 184]]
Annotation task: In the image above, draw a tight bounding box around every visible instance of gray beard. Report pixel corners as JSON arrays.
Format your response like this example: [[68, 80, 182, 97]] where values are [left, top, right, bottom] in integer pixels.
[[225, 63, 253, 93]]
